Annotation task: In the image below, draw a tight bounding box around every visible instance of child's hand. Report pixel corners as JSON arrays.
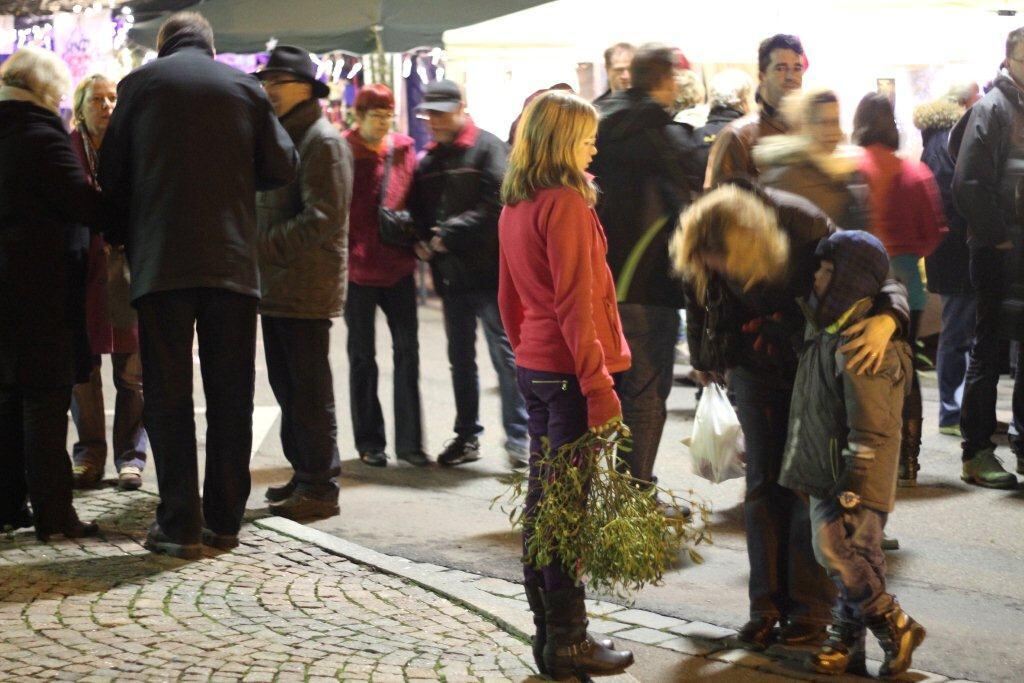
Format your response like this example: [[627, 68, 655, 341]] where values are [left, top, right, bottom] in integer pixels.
[[590, 416, 631, 443]]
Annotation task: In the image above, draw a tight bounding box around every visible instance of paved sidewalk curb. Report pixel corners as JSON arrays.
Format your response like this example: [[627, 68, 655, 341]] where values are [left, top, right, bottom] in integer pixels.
[[256, 517, 966, 683]]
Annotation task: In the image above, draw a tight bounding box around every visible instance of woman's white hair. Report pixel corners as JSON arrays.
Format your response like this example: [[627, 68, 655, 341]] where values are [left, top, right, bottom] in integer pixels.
[[0, 46, 72, 114], [708, 69, 754, 111]]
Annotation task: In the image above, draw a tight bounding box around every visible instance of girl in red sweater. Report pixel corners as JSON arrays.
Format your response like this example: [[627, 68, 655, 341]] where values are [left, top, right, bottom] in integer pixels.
[[498, 90, 633, 680]]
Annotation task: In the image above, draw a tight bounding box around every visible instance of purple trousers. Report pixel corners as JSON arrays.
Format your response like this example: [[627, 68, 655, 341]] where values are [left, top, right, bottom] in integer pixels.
[[517, 366, 621, 591]]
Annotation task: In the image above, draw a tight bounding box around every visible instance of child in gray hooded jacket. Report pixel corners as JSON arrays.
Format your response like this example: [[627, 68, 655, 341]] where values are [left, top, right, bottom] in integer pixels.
[[780, 230, 924, 678]]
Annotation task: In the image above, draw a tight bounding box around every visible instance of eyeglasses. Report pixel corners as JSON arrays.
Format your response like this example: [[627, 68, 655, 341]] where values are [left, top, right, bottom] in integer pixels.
[[261, 79, 304, 89]]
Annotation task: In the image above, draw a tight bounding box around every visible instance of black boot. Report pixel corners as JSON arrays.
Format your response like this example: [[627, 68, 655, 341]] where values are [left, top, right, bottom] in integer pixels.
[[808, 612, 867, 676], [524, 580, 615, 677], [541, 585, 634, 680], [898, 417, 922, 487], [866, 603, 926, 677]]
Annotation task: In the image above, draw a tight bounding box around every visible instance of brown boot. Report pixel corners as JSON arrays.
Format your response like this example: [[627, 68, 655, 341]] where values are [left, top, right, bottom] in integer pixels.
[[898, 417, 922, 487], [867, 603, 926, 677], [523, 579, 614, 676], [541, 585, 633, 680], [808, 611, 867, 676]]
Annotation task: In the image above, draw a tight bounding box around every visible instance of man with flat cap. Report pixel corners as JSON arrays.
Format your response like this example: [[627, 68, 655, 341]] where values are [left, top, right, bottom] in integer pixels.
[[253, 45, 353, 520], [409, 80, 528, 468]]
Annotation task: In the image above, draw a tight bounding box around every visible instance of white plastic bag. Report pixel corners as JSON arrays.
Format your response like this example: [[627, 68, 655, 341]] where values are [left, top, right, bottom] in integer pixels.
[[684, 383, 745, 484]]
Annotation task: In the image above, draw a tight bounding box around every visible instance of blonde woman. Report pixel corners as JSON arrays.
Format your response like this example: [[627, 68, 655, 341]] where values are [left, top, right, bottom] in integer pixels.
[[68, 74, 148, 491], [674, 182, 909, 651], [0, 47, 101, 539], [497, 90, 634, 680]]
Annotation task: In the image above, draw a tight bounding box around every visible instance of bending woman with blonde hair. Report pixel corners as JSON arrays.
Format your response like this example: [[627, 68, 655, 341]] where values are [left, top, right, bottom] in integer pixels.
[[498, 90, 635, 680], [674, 182, 909, 653]]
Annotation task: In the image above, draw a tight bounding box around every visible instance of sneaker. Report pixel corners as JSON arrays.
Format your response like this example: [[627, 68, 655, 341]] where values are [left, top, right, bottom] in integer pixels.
[[201, 527, 239, 550], [881, 534, 900, 551], [144, 523, 202, 560], [396, 450, 431, 467], [437, 438, 481, 467], [269, 489, 340, 521], [72, 464, 102, 489], [117, 466, 143, 491], [938, 424, 961, 437], [961, 448, 1018, 489], [506, 441, 530, 469], [359, 450, 388, 467]]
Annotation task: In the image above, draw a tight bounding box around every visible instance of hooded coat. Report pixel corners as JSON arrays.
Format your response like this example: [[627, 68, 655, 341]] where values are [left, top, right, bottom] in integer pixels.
[[952, 70, 1024, 339], [589, 88, 698, 308], [779, 231, 911, 513], [915, 98, 972, 295], [755, 136, 869, 231], [0, 97, 100, 388]]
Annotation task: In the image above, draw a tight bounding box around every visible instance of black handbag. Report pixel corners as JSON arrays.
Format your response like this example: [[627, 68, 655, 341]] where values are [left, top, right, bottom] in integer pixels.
[[377, 138, 417, 248]]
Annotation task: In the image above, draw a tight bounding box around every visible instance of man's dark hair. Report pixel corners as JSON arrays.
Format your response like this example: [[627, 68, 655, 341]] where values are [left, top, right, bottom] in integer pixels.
[[603, 42, 635, 69], [852, 92, 899, 150], [1006, 26, 1024, 60], [757, 34, 804, 74], [630, 44, 675, 93], [157, 11, 214, 52]]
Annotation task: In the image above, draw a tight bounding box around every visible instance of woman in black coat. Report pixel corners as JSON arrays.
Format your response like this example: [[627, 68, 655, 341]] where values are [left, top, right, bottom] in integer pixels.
[[0, 47, 102, 539]]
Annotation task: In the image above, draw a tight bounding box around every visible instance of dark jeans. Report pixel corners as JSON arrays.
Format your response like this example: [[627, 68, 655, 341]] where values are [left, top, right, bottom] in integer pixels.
[[810, 496, 893, 621], [729, 366, 834, 625], [0, 385, 75, 530], [616, 304, 679, 485], [442, 290, 527, 449], [135, 288, 257, 542], [344, 277, 423, 457], [517, 367, 598, 592], [937, 294, 976, 428], [961, 247, 1024, 455], [262, 316, 341, 494], [71, 352, 148, 473]]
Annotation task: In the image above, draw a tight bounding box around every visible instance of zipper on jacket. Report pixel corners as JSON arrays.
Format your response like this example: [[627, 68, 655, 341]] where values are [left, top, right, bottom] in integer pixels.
[[531, 379, 569, 391]]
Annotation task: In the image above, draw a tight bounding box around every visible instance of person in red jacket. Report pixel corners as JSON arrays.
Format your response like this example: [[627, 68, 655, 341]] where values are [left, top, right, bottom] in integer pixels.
[[854, 93, 947, 487], [342, 84, 426, 468], [498, 90, 634, 681]]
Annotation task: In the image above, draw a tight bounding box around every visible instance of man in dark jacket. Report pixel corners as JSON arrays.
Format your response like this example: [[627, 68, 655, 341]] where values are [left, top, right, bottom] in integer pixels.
[[592, 42, 635, 112], [917, 86, 978, 438], [690, 69, 753, 181], [410, 80, 528, 467], [99, 12, 298, 557], [253, 45, 352, 520], [950, 27, 1024, 489], [589, 44, 697, 510], [704, 34, 805, 189]]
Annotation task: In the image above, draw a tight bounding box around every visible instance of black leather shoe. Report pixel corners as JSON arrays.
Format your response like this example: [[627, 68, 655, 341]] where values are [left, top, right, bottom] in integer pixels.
[[35, 513, 99, 543], [1, 505, 33, 532], [397, 450, 431, 467], [437, 438, 480, 467], [541, 585, 634, 679], [265, 480, 296, 503], [359, 450, 387, 467], [778, 620, 827, 646], [144, 522, 202, 559], [201, 528, 239, 550], [269, 490, 340, 521], [736, 616, 778, 651]]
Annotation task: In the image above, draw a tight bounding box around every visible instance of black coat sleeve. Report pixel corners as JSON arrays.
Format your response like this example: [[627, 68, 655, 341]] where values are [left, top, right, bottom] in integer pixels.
[[28, 122, 101, 229], [952, 101, 1008, 247], [254, 94, 298, 192]]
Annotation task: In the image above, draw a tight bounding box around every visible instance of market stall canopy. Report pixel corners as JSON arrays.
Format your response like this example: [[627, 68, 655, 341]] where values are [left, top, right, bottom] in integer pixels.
[[128, 0, 555, 53]]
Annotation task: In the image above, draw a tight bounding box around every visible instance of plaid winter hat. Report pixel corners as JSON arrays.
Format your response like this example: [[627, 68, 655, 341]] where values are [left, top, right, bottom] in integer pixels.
[[814, 230, 890, 328]]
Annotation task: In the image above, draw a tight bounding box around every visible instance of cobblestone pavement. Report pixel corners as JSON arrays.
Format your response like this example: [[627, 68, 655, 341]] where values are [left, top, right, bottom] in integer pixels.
[[0, 489, 538, 682]]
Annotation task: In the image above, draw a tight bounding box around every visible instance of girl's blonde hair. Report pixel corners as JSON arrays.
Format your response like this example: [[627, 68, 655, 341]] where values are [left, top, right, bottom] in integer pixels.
[[0, 46, 71, 114], [501, 90, 598, 206], [671, 185, 789, 303], [73, 74, 115, 133]]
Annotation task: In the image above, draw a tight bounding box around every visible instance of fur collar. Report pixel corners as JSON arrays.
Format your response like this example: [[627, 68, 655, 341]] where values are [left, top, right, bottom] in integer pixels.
[[912, 98, 964, 131]]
